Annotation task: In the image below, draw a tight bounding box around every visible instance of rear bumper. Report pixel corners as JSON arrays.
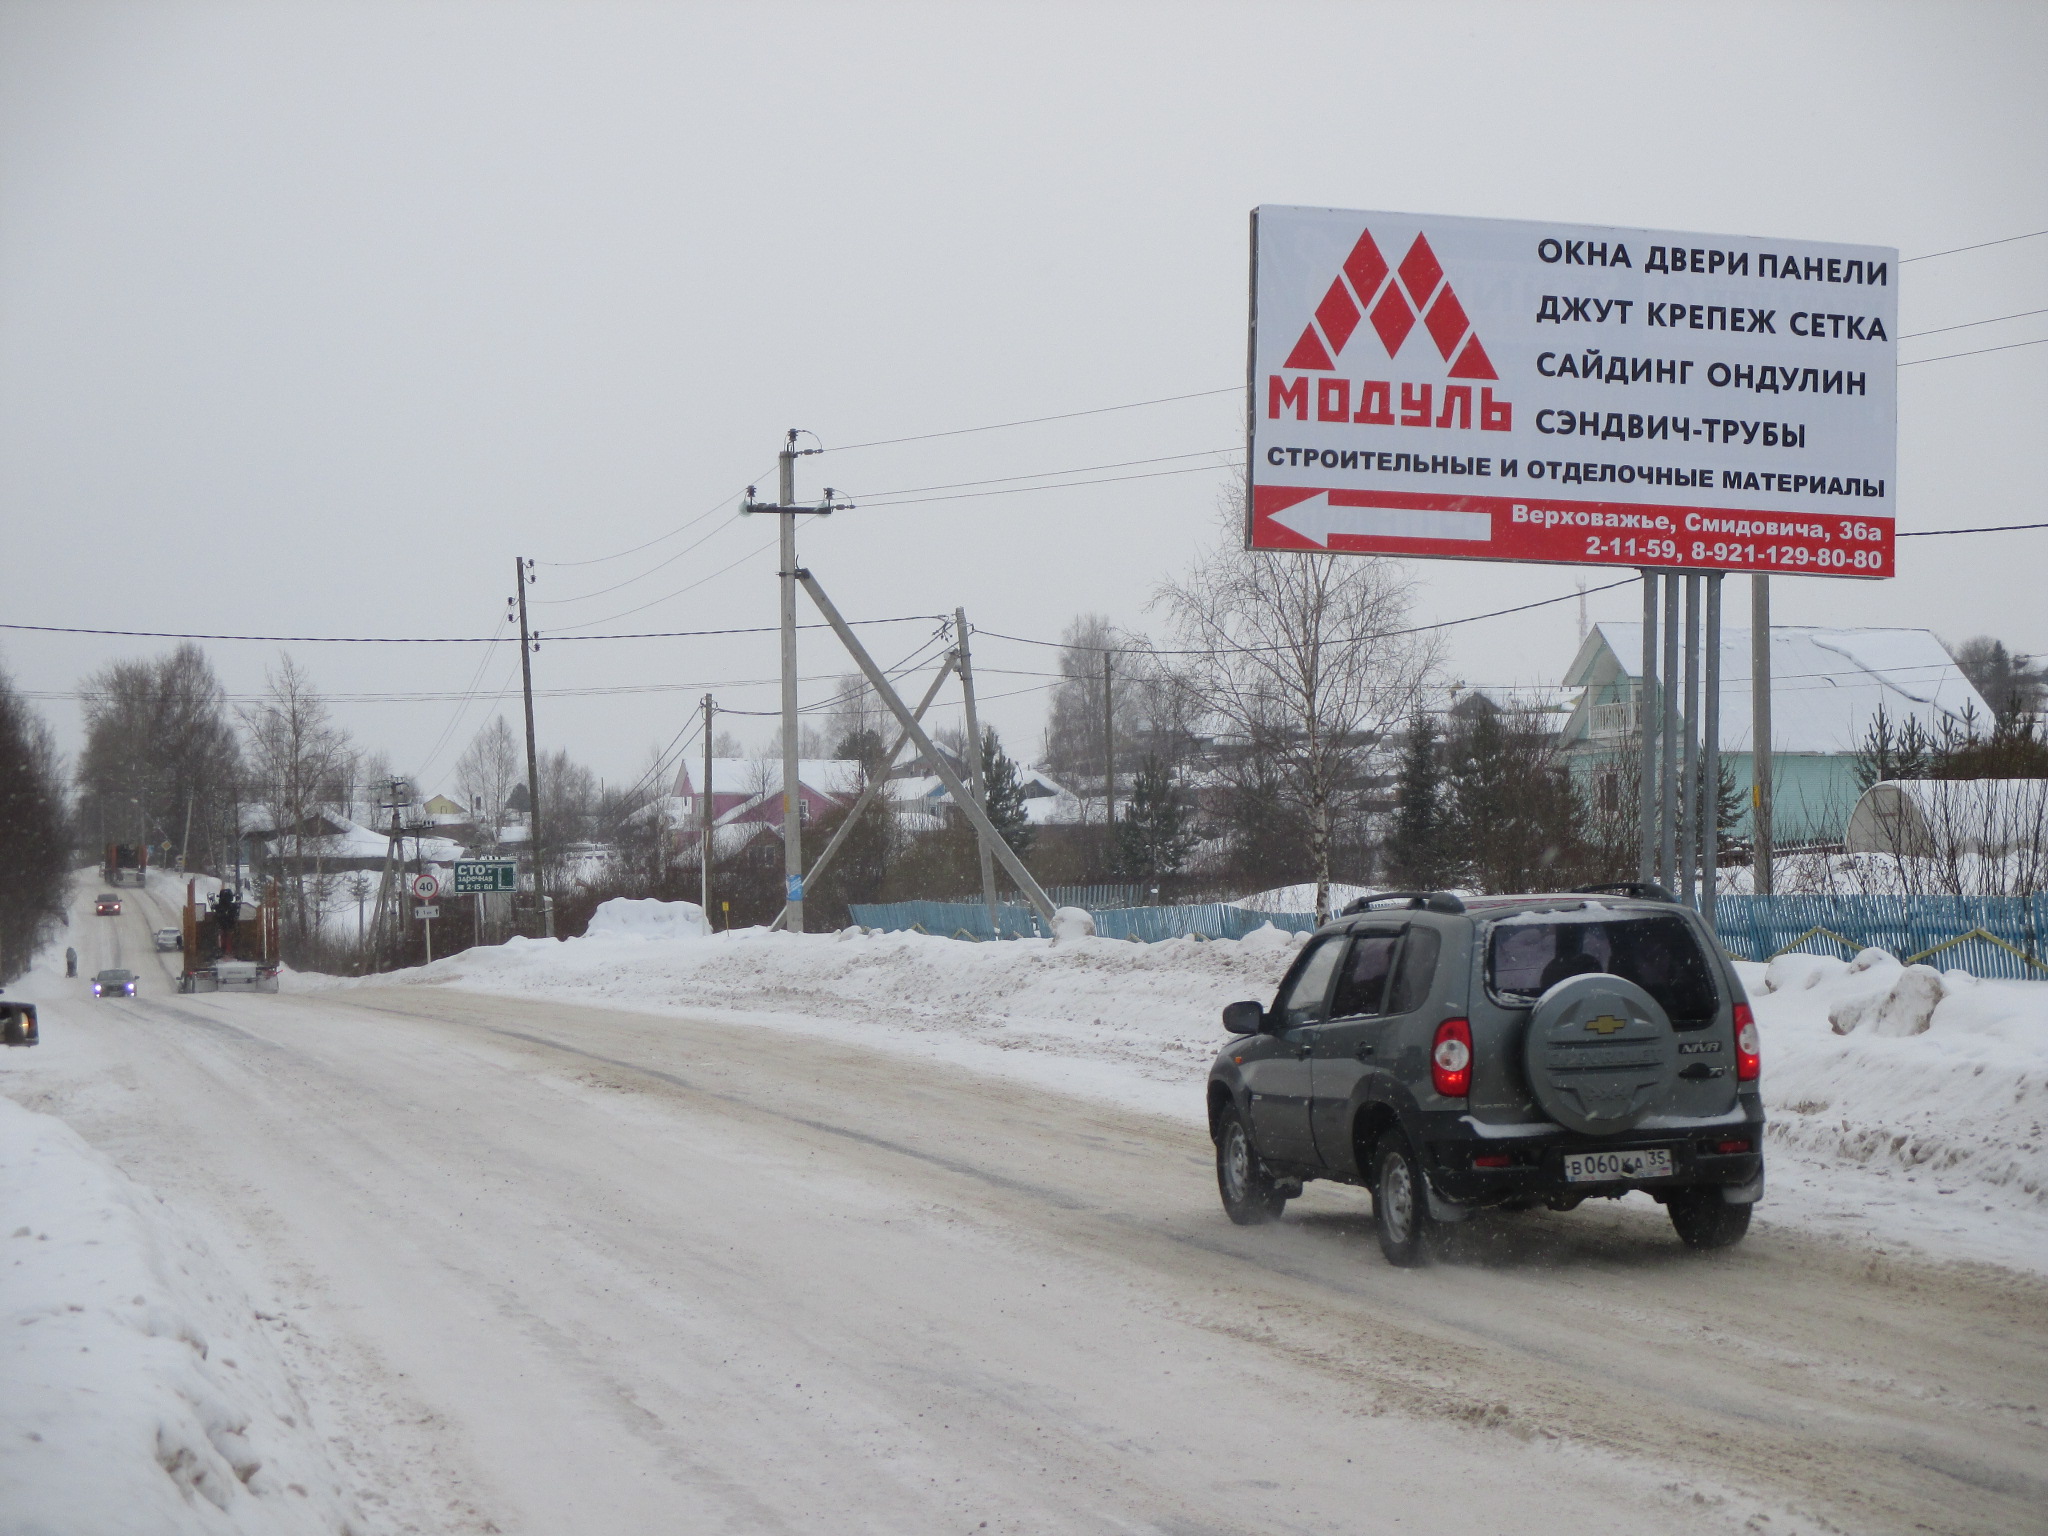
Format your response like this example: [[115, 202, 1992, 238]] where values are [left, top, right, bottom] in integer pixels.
[[1420, 1100, 1766, 1207]]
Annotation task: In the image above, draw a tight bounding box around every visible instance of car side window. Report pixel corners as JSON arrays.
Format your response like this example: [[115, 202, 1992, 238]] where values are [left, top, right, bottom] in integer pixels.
[[1386, 927, 1442, 1015], [1329, 932, 1400, 1019], [1277, 937, 1344, 1030]]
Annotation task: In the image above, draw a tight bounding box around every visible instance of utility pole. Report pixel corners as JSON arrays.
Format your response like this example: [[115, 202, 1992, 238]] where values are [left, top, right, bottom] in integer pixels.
[[741, 431, 848, 934], [513, 557, 548, 936], [1102, 650, 1116, 830], [955, 609, 998, 928], [700, 693, 714, 923], [1751, 573, 1774, 895]]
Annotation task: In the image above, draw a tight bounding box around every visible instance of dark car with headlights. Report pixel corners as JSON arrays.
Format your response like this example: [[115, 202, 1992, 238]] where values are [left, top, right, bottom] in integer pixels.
[[1208, 886, 1763, 1265], [91, 968, 138, 998]]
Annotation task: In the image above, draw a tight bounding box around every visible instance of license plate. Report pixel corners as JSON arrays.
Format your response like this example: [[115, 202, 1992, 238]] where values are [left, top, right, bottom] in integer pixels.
[[1563, 1148, 1673, 1183]]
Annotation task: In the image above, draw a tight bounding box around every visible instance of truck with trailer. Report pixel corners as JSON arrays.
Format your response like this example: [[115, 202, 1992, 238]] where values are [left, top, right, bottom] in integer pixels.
[[103, 843, 148, 888], [177, 880, 282, 993]]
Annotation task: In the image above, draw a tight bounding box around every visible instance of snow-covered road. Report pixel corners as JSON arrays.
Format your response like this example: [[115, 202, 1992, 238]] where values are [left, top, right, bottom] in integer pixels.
[[8, 888, 2048, 1535]]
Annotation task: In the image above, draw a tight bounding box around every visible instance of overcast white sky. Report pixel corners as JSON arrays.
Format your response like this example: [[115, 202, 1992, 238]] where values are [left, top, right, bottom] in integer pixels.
[[3, 1, 2043, 796]]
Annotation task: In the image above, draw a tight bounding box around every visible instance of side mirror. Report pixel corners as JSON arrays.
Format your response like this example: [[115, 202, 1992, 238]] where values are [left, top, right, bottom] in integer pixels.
[[1222, 1000, 1265, 1035]]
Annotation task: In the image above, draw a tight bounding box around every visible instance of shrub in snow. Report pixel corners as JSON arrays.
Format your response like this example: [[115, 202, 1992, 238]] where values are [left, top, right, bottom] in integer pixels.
[[1050, 907, 1095, 944], [585, 898, 708, 941]]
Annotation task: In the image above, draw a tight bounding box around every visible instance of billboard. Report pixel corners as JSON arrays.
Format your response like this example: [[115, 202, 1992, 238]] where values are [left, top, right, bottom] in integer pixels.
[[1248, 207, 1896, 577]]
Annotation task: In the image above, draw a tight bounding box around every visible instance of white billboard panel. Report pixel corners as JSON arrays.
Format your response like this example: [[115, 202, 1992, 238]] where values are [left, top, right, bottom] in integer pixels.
[[1248, 207, 1897, 577]]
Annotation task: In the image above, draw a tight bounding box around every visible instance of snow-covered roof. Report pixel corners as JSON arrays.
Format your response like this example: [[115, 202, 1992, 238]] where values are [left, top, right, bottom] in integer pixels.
[[671, 757, 872, 800], [1566, 624, 1990, 755]]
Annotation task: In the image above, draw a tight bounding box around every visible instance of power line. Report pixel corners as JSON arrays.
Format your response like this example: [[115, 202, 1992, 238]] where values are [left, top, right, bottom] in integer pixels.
[[1901, 229, 2048, 263], [842, 446, 1238, 500], [859, 462, 1230, 510], [531, 514, 745, 606], [535, 469, 772, 569], [974, 578, 1639, 659], [1899, 306, 2048, 340], [1899, 335, 2048, 367], [819, 387, 1238, 453], [0, 614, 946, 645], [1897, 520, 2047, 536]]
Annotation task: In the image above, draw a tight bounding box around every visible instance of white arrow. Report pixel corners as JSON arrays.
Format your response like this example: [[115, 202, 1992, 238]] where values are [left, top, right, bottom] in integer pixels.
[[1269, 494, 1493, 548]]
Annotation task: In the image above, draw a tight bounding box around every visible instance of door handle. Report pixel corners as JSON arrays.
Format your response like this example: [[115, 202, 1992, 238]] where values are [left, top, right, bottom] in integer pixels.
[[1292, 1044, 1312, 1060], [1355, 1042, 1376, 1059]]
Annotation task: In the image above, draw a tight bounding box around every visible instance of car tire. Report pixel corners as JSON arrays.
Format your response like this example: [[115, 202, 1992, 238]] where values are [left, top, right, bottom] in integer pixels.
[[1666, 1187, 1752, 1250], [1215, 1105, 1288, 1225], [1372, 1133, 1436, 1267]]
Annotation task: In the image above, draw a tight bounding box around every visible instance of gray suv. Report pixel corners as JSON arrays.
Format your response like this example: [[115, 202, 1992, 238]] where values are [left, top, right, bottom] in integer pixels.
[[1208, 886, 1763, 1265]]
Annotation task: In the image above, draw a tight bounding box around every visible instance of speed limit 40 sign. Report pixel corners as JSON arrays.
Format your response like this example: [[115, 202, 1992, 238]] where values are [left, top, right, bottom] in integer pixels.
[[410, 873, 440, 900]]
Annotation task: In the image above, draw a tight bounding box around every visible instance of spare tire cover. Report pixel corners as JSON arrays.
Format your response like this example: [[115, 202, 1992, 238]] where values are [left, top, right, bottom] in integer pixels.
[[1523, 973, 1680, 1136]]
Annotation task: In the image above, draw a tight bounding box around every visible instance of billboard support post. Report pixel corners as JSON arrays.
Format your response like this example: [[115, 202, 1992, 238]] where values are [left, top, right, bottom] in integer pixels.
[[1660, 578, 1681, 888], [1751, 576, 1775, 895], [1703, 572, 1723, 930], [1681, 573, 1702, 909], [1638, 573, 1659, 884]]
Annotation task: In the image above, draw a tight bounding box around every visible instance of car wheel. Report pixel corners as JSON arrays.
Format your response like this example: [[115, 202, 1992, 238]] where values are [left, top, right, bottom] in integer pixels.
[[1666, 1187, 1752, 1250], [1215, 1105, 1288, 1225], [1372, 1133, 1436, 1267]]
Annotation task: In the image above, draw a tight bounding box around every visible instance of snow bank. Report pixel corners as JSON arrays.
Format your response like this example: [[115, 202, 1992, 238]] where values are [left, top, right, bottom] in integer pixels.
[[1743, 953, 2048, 1217], [583, 897, 707, 941], [393, 925, 1301, 1118], [0, 1097, 360, 1536]]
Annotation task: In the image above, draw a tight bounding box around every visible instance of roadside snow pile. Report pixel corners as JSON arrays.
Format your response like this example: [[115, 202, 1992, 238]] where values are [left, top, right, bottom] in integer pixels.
[[0, 1096, 360, 1536], [583, 897, 707, 941], [1742, 952, 2048, 1211], [400, 924, 1308, 1115]]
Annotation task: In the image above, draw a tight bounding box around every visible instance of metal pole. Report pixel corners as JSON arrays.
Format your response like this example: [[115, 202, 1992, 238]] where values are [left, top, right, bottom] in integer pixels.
[[1750, 574, 1774, 895], [1638, 572, 1659, 883], [800, 655, 957, 900], [955, 610, 999, 927], [1660, 574, 1680, 888], [514, 557, 546, 935], [779, 437, 803, 933], [798, 571, 1060, 926], [1703, 573, 1722, 932], [1102, 651, 1116, 831], [700, 693, 714, 922], [1680, 574, 1702, 909]]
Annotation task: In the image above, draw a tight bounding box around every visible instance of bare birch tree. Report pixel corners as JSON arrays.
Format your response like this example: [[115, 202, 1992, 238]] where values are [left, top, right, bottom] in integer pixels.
[[456, 716, 523, 846], [240, 655, 352, 942], [1158, 512, 1438, 920]]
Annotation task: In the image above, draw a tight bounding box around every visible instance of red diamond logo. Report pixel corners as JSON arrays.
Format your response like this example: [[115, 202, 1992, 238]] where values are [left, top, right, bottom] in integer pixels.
[[1314, 279, 1363, 355], [1278, 225, 1495, 378], [1397, 234, 1445, 307], [1370, 284, 1417, 355]]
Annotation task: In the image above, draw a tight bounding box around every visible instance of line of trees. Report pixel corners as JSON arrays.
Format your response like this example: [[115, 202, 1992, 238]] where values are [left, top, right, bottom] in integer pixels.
[[0, 661, 71, 982]]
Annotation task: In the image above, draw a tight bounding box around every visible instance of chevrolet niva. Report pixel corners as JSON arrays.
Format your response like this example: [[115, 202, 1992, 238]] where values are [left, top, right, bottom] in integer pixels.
[[1209, 885, 1762, 1265]]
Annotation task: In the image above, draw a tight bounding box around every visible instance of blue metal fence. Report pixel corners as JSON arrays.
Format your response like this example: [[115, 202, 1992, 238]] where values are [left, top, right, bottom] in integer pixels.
[[846, 900, 1322, 942], [848, 894, 2048, 979], [1713, 894, 2048, 979]]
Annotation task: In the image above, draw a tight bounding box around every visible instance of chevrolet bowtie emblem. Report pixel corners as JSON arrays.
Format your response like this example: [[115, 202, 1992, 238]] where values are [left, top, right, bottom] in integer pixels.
[[1584, 1014, 1631, 1035]]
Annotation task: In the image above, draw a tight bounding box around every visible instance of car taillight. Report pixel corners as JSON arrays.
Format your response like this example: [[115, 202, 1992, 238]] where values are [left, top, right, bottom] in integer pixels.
[[1734, 1003, 1760, 1081], [1431, 1017, 1473, 1097], [1472, 1153, 1512, 1169], [1713, 1138, 1752, 1154]]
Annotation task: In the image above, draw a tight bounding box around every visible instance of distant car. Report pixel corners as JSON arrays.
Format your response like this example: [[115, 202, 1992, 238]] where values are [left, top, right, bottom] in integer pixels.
[[91, 969, 137, 998], [95, 893, 121, 915], [153, 927, 183, 951]]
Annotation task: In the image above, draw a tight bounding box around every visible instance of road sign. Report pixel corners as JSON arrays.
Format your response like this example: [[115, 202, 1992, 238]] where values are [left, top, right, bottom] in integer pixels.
[[1248, 207, 1896, 577], [413, 904, 440, 920], [453, 859, 518, 894], [410, 873, 440, 899]]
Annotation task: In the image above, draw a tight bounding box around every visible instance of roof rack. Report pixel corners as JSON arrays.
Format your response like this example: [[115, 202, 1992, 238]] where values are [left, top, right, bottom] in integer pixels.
[[1570, 881, 1678, 904], [1340, 890, 1467, 916]]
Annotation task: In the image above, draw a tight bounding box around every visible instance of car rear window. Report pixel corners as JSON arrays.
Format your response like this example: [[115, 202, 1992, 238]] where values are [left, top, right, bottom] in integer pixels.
[[1486, 910, 1718, 1023]]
